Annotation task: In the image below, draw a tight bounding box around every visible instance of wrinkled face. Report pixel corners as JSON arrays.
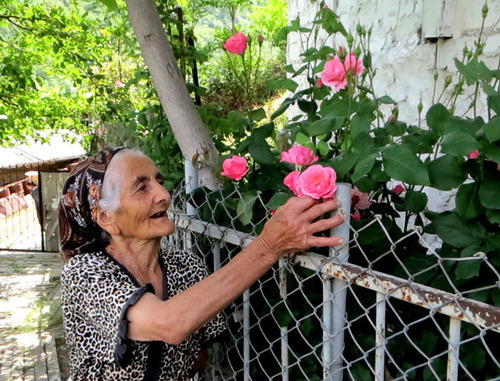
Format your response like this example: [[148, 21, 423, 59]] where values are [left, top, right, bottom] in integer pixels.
[[111, 154, 175, 240]]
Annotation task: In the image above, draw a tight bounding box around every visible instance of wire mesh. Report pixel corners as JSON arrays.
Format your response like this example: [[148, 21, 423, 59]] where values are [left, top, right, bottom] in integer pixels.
[[167, 181, 500, 380]]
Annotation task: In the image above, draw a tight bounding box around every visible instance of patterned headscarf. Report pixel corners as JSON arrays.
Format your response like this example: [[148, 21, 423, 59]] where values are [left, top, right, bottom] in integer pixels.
[[59, 147, 126, 261]]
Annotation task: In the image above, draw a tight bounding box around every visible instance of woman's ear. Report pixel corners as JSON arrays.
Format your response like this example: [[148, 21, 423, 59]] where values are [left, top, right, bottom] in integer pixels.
[[96, 207, 120, 236]]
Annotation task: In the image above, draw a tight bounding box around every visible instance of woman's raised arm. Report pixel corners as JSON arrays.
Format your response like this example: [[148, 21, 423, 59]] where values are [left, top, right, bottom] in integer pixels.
[[126, 196, 344, 344]]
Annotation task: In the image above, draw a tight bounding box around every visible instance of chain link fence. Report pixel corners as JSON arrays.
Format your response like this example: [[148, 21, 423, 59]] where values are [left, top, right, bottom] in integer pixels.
[[167, 177, 499, 380]]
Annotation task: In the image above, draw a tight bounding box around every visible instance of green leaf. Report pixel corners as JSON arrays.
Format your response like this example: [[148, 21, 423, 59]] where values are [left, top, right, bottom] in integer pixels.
[[320, 8, 347, 35], [482, 141, 500, 161], [98, 0, 119, 11], [426, 103, 450, 133], [386, 120, 407, 136], [266, 192, 291, 210], [486, 209, 500, 224], [249, 138, 274, 165], [382, 146, 430, 185], [455, 246, 482, 279], [303, 116, 344, 136], [479, 178, 500, 209], [253, 123, 274, 140], [456, 183, 483, 221], [317, 141, 330, 156], [352, 153, 376, 182], [483, 116, 500, 142], [489, 94, 500, 115], [272, 98, 294, 120], [401, 189, 428, 213], [350, 114, 371, 138], [297, 99, 317, 113], [441, 131, 481, 156], [330, 153, 358, 178], [432, 213, 485, 248], [237, 192, 258, 225], [295, 132, 310, 146], [266, 78, 298, 92], [427, 155, 466, 190], [455, 58, 492, 85], [377, 95, 397, 104], [250, 108, 266, 122]]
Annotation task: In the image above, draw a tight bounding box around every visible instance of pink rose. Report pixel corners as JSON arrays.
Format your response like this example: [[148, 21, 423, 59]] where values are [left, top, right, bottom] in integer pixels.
[[351, 210, 361, 221], [321, 56, 347, 91], [344, 53, 364, 75], [392, 184, 405, 195], [468, 150, 479, 160], [115, 80, 125, 88], [281, 145, 319, 166], [221, 155, 249, 180], [298, 165, 337, 199], [351, 187, 371, 210], [283, 171, 303, 196], [224, 33, 247, 55]]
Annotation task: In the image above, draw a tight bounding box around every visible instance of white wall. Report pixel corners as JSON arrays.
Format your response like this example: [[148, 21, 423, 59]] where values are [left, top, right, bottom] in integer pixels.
[[286, 0, 500, 213]]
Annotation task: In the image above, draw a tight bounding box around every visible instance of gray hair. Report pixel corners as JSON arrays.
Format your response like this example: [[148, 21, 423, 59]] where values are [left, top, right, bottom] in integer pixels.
[[99, 148, 147, 213], [98, 148, 147, 244]]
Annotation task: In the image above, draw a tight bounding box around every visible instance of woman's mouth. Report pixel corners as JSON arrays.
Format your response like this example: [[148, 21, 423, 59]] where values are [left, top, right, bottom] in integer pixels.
[[150, 211, 167, 219]]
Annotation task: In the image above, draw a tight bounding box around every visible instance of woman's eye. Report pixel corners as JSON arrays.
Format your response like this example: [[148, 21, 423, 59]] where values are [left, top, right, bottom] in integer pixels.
[[138, 185, 147, 191]]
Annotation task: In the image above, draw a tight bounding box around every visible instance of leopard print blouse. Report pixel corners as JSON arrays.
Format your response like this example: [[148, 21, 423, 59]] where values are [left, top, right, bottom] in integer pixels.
[[61, 248, 227, 380]]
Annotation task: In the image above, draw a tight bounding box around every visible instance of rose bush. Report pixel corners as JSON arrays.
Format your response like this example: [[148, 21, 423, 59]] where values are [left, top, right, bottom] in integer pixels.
[[188, 3, 499, 378]]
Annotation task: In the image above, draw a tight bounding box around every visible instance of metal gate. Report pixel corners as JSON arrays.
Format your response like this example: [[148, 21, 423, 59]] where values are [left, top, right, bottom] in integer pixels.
[[0, 169, 69, 252]]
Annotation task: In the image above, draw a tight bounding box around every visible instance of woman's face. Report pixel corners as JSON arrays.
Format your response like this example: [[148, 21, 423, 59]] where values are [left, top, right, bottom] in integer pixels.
[[110, 153, 175, 240]]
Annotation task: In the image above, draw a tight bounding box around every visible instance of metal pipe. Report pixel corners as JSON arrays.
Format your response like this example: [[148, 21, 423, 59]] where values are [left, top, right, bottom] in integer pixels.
[[375, 292, 387, 381], [446, 318, 461, 381], [329, 183, 352, 381], [243, 289, 251, 381], [279, 259, 289, 380], [183, 160, 198, 252], [291, 253, 500, 332], [323, 276, 333, 379]]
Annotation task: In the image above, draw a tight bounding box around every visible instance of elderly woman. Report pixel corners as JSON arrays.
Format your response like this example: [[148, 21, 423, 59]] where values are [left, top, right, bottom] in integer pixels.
[[59, 147, 344, 380]]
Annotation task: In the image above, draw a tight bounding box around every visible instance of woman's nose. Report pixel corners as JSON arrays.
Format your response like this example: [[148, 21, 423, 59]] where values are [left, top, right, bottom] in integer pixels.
[[154, 181, 171, 204]]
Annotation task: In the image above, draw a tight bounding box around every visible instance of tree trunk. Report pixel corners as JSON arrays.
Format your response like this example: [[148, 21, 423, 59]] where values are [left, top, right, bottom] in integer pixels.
[[124, 0, 219, 189]]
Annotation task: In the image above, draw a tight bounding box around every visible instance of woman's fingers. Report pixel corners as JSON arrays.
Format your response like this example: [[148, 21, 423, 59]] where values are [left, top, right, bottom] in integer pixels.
[[309, 212, 345, 234], [306, 235, 344, 248], [302, 198, 341, 222]]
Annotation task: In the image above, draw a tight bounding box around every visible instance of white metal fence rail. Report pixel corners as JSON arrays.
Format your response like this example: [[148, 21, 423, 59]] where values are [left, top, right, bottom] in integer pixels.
[[167, 166, 499, 380]]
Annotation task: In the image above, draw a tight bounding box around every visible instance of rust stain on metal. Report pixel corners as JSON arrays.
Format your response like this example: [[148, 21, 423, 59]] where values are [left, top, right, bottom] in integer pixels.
[[292, 253, 500, 332]]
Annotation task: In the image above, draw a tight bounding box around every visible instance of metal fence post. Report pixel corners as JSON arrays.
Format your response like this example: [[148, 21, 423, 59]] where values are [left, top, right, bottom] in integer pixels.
[[183, 160, 198, 252], [327, 183, 351, 380]]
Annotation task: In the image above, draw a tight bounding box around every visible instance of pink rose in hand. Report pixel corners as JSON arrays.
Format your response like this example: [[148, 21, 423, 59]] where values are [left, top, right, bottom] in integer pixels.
[[281, 145, 319, 166], [344, 53, 364, 75], [351, 187, 371, 210], [298, 165, 337, 199], [283, 170, 303, 196], [224, 33, 247, 55], [468, 150, 479, 160], [221, 155, 249, 181], [321, 56, 347, 91]]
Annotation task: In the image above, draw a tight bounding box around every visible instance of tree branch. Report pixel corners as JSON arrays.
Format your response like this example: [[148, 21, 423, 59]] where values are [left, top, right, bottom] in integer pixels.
[[0, 15, 33, 31]]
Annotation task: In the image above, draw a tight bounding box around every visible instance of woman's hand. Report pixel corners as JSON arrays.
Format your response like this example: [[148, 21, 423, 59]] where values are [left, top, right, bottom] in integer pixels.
[[255, 196, 345, 260]]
